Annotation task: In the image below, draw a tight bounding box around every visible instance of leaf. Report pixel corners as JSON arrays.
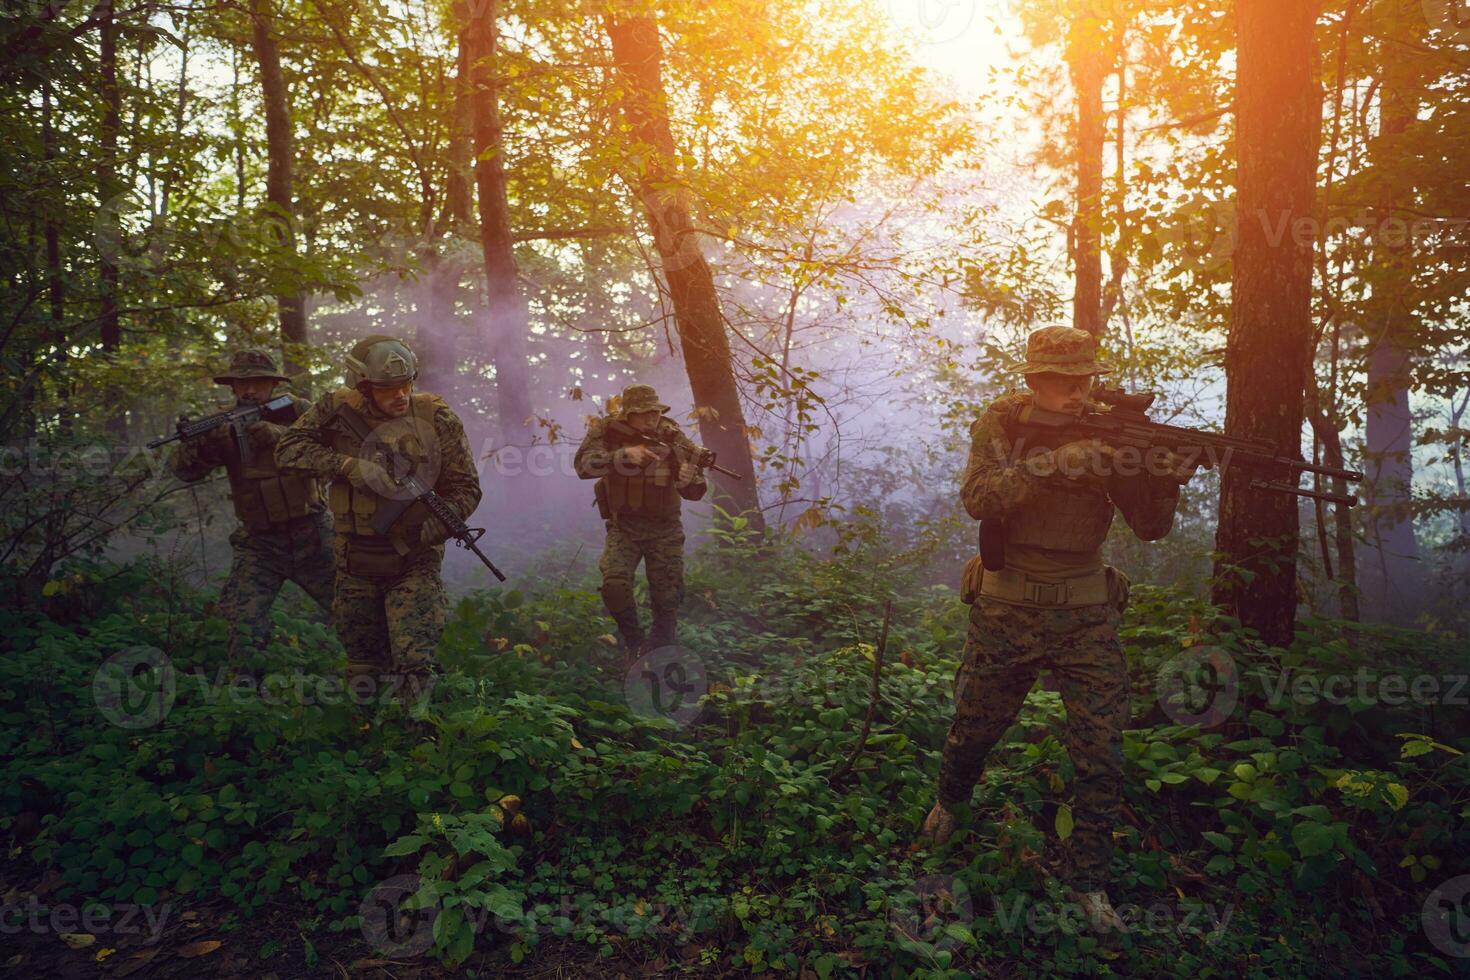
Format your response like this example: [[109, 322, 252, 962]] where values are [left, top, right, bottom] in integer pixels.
[[177, 940, 221, 958], [1055, 804, 1074, 841], [1202, 831, 1233, 852], [1291, 822, 1336, 858], [94, 948, 115, 962], [60, 934, 95, 949]]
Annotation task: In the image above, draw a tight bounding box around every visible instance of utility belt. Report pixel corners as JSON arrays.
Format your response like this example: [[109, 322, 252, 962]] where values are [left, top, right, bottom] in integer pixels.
[[243, 508, 328, 539], [962, 562, 1114, 609], [340, 534, 427, 579]]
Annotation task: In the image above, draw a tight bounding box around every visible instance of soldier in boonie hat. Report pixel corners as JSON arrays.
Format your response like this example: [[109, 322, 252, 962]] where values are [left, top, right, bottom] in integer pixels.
[[615, 383, 671, 419], [1015, 326, 1112, 377], [213, 348, 291, 385]]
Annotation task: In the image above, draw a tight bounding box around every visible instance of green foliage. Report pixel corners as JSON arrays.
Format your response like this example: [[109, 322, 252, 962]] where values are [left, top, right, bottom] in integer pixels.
[[2, 523, 1468, 975]]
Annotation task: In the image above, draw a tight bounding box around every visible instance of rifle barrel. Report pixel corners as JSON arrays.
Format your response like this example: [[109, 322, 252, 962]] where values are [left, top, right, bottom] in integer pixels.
[[1249, 479, 1359, 507]]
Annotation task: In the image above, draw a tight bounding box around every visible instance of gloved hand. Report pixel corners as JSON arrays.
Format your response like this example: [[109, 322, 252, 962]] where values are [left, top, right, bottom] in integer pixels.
[[340, 456, 393, 491], [245, 420, 284, 451], [1158, 449, 1207, 484], [419, 515, 450, 547], [1027, 438, 1115, 483], [675, 461, 700, 489], [618, 444, 661, 469]]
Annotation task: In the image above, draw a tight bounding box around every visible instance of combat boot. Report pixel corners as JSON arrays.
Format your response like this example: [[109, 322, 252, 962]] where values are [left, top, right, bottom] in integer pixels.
[[648, 610, 677, 651], [608, 607, 645, 663]]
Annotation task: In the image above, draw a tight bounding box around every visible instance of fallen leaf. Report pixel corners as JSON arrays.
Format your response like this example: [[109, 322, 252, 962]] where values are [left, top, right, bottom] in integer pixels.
[[60, 933, 95, 949], [115, 947, 159, 977], [597, 634, 617, 647], [94, 948, 116, 962], [177, 939, 222, 958]]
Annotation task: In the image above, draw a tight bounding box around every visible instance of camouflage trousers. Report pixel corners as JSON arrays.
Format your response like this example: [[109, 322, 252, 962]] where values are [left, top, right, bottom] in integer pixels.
[[598, 513, 685, 648], [937, 597, 1129, 892], [218, 512, 336, 663], [332, 536, 447, 696]]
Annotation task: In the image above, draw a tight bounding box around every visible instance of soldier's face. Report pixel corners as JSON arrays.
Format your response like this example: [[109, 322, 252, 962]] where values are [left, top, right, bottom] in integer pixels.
[[626, 410, 660, 433], [1027, 372, 1093, 413], [231, 379, 276, 404], [370, 381, 413, 418]]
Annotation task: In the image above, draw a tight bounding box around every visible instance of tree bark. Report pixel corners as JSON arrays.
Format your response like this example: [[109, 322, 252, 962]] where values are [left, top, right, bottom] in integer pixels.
[[248, 0, 307, 360], [98, 0, 124, 436], [1067, 12, 1107, 338], [459, 0, 534, 445], [604, 11, 763, 527], [1210, 0, 1323, 647]]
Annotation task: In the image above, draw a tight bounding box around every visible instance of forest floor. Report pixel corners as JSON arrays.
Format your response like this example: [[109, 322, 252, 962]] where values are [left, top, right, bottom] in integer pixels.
[[2, 530, 1467, 978]]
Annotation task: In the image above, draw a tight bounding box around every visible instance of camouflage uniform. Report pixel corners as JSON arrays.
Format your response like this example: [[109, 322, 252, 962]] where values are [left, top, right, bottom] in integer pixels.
[[168, 349, 334, 662], [574, 384, 707, 655], [274, 338, 482, 697], [934, 327, 1185, 893]]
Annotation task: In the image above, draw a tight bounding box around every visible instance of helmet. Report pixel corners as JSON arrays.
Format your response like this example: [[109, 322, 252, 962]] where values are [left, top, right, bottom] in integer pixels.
[[346, 336, 418, 389]]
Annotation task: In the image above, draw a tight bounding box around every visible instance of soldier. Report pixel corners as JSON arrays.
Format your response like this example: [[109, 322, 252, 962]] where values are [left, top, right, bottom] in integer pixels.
[[167, 348, 335, 664], [574, 384, 707, 662], [920, 326, 1202, 931], [275, 337, 481, 705]]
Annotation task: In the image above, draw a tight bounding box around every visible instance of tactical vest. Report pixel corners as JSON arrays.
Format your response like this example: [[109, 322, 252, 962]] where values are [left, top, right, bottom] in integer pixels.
[[225, 411, 322, 533], [599, 420, 680, 518], [323, 388, 446, 539], [1001, 401, 1115, 556]]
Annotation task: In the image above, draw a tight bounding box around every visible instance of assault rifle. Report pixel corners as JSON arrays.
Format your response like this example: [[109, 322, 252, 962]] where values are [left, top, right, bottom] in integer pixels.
[[327, 403, 506, 582], [148, 394, 297, 463], [978, 388, 1365, 572], [604, 419, 743, 480]]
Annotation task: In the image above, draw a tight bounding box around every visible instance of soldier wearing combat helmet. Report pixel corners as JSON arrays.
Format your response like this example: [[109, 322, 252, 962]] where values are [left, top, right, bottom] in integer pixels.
[[574, 383, 707, 663], [167, 348, 335, 663], [919, 326, 1202, 932], [275, 336, 481, 704]]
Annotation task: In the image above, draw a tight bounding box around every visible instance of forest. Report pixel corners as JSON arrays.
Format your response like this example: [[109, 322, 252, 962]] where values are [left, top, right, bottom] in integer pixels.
[[1, 0, 1469, 976]]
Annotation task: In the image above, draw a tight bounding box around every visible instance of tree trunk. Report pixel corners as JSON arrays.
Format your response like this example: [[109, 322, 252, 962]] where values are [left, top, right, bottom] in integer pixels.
[[1067, 12, 1107, 338], [43, 78, 69, 429], [460, 0, 534, 445], [248, 0, 307, 362], [604, 11, 763, 527], [98, 0, 124, 437], [1360, 35, 1419, 620], [1210, 0, 1323, 647]]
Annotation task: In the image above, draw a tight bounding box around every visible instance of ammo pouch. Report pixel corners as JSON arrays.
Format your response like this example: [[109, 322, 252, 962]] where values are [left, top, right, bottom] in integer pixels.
[[1105, 564, 1132, 614], [594, 478, 612, 520], [344, 537, 409, 578], [961, 555, 985, 606], [975, 565, 1111, 608]]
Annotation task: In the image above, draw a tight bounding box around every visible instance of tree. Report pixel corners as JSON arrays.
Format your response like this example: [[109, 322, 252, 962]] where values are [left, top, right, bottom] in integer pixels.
[[248, 0, 306, 361], [603, 5, 762, 525], [1211, 0, 1323, 645], [460, 0, 534, 445]]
